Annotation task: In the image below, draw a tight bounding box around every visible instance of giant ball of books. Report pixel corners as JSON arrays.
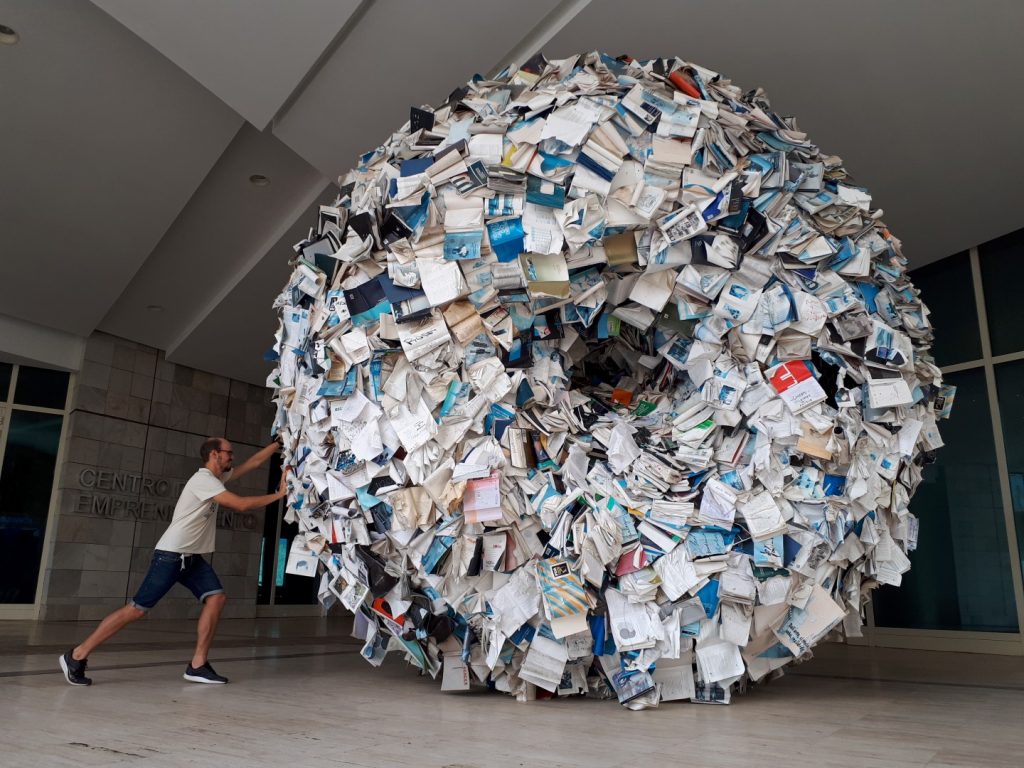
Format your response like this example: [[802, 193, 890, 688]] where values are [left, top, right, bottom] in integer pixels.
[[269, 51, 953, 707]]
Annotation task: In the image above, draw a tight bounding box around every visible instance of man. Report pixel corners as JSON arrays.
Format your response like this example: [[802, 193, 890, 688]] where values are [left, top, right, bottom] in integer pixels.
[[59, 437, 287, 686]]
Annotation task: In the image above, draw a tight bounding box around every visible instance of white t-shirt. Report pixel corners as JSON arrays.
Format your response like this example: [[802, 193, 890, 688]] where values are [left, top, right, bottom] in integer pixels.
[[155, 468, 230, 554]]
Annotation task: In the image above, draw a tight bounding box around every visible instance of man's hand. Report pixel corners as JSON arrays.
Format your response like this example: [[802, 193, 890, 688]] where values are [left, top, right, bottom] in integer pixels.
[[277, 468, 289, 498]]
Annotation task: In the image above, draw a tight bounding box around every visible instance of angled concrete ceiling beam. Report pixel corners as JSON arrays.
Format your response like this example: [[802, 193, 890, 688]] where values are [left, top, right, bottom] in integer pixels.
[[91, 0, 362, 130]]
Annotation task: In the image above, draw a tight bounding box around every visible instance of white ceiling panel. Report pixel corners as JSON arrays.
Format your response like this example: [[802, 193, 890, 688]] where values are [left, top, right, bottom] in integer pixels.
[[0, 1, 243, 336], [91, 0, 362, 130], [273, 0, 562, 179], [100, 124, 329, 351], [548, 0, 1024, 267]]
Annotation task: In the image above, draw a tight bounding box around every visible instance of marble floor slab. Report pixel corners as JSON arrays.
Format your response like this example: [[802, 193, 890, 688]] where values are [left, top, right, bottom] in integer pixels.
[[1, 616, 1022, 768]]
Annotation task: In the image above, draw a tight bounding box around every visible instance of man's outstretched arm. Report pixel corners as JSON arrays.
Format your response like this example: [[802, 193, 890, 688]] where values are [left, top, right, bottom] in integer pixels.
[[230, 440, 280, 481], [213, 473, 287, 513]]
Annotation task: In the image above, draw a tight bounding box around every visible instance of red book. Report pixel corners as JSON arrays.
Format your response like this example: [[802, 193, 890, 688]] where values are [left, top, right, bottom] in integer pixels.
[[669, 70, 701, 100]]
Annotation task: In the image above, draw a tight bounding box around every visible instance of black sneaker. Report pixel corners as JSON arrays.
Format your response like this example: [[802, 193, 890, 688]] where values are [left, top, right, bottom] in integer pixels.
[[183, 662, 228, 684], [59, 650, 92, 686]]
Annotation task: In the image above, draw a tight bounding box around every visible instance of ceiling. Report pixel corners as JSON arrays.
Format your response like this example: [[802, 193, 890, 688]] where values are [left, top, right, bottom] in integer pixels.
[[1, 0, 1021, 385]]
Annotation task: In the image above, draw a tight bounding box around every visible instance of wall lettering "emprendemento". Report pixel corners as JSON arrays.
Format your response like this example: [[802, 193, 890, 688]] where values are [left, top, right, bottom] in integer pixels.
[[73, 468, 257, 531]]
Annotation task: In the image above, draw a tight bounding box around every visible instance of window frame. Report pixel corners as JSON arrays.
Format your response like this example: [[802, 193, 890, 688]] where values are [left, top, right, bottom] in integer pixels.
[[858, 248, 1024, 655], [0, 364, 73, 618]]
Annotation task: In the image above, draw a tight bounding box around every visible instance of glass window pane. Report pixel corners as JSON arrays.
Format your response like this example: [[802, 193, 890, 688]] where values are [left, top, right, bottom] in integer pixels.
[[910, 251, 982, 367], [980, 228, 1024, 356], [0, 410, 64, 603], [994, 359, 1024, 602], [873, 368, 1018, 632], [0, 363, 11, 402], [13, 365, 69, 410]]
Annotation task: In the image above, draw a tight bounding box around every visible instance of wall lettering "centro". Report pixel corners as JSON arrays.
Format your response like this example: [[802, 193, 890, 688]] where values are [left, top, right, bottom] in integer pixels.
[[78, 468, 184, 497]]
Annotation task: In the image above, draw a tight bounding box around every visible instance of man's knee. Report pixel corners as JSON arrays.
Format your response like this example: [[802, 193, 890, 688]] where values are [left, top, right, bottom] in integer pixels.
[[124, 605, 147, 621], [204, 593, 227, 609]]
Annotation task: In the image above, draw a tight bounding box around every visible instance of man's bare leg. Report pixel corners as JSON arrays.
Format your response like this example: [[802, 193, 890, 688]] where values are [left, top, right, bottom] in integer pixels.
[[191, 593, 226, 668], [72, 605, 146, 660]]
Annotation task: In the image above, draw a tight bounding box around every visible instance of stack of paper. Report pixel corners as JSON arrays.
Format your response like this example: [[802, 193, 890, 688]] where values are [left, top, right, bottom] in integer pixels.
[[268, 51, 952, 708]]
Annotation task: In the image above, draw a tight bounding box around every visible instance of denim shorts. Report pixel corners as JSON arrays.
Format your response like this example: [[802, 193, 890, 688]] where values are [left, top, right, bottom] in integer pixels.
[[130, 549, 225, 611]]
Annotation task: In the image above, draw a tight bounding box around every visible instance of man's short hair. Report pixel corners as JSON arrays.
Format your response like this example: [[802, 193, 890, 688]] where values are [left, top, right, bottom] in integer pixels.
[[200, 438, 224, 462]]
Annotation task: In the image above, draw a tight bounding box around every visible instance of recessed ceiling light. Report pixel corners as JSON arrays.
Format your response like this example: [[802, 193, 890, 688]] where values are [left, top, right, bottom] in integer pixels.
[[249, 174, 270, 186], [0, 25, 18, 45], [146, 304, 163, 312]]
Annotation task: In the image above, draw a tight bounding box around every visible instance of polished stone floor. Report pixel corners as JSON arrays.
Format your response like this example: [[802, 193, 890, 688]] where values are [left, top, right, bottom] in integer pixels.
[[1, 616, 1023, 768]]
